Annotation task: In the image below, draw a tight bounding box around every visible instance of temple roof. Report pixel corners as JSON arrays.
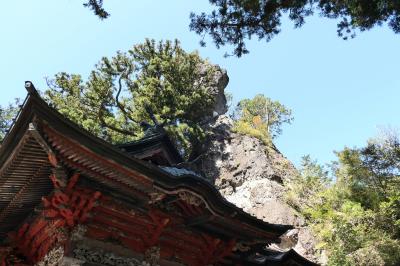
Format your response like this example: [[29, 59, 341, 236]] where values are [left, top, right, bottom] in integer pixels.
[[117, 130, 183, 166], [0, 82, 318, 265]]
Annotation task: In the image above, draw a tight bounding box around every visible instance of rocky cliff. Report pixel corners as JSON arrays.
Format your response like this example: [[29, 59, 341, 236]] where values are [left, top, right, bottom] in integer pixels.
[[183, 115, 320, 263], [181, 66, 322, 264]]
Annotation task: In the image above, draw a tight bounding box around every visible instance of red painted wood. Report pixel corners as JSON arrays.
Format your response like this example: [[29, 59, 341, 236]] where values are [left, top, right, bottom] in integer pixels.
[[44, 125, 153, 188], [7, 171, 101, 264], [86, 198, 237, 266]]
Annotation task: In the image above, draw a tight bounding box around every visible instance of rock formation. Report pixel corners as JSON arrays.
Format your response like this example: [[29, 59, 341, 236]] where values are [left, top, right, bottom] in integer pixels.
[[182, 66, 322, 264], [198, 63, 229, 117]]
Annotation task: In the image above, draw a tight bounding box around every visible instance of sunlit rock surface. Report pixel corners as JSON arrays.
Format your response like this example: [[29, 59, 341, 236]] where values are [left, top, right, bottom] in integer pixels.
[[183, 114, 322, 264]]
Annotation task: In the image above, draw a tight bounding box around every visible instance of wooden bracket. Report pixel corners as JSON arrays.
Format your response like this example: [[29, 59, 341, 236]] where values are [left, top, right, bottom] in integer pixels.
[[8, 172, 101, 264]]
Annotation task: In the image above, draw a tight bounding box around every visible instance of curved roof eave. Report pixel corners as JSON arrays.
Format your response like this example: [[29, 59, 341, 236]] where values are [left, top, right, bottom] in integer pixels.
[[0, 83, 293, 236]]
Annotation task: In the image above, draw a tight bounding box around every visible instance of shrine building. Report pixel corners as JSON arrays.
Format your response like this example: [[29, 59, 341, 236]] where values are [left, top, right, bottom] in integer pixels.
[[0, 82, 317, 266]]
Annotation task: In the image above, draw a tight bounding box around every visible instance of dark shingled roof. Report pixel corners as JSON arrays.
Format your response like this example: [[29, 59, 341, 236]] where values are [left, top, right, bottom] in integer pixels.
[[0, 82, 318, 265]]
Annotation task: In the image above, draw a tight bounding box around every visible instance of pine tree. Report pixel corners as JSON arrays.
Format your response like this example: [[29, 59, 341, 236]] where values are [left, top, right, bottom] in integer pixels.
[[45, 39, 220, 159]]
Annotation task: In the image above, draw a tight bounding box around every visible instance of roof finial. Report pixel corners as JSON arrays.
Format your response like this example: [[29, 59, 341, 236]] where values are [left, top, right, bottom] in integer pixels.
[[25, 81, 39, 96]]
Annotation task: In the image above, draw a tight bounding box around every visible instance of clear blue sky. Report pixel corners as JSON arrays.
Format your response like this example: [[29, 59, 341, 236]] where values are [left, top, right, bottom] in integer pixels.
[[1, 1, 399, 166]]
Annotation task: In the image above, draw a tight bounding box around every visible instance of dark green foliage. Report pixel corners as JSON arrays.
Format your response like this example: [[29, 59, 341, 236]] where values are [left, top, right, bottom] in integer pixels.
[[0, 99, 21, 141], [83, 0, 109, 19], [82, 1, 400, 57], [287, 131, 400, 265], [45, 39, 218, 159], [190, 0, 400, 56]]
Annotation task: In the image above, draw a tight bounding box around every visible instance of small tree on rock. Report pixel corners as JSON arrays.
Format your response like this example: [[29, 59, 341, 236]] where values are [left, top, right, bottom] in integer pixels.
[[234, 94, 293, 143]]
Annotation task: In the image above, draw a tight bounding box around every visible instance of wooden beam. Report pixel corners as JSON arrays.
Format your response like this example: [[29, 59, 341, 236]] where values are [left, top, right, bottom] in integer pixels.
[[27, 122, 58, 167]]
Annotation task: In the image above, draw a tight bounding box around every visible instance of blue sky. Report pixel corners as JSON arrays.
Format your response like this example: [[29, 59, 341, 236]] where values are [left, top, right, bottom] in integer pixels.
[[1, 1, 399, 166]]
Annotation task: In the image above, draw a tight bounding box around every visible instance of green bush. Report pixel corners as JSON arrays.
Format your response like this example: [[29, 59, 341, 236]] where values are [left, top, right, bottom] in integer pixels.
[[232, 120, 271, 146], [286, 132, 400, 265]]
